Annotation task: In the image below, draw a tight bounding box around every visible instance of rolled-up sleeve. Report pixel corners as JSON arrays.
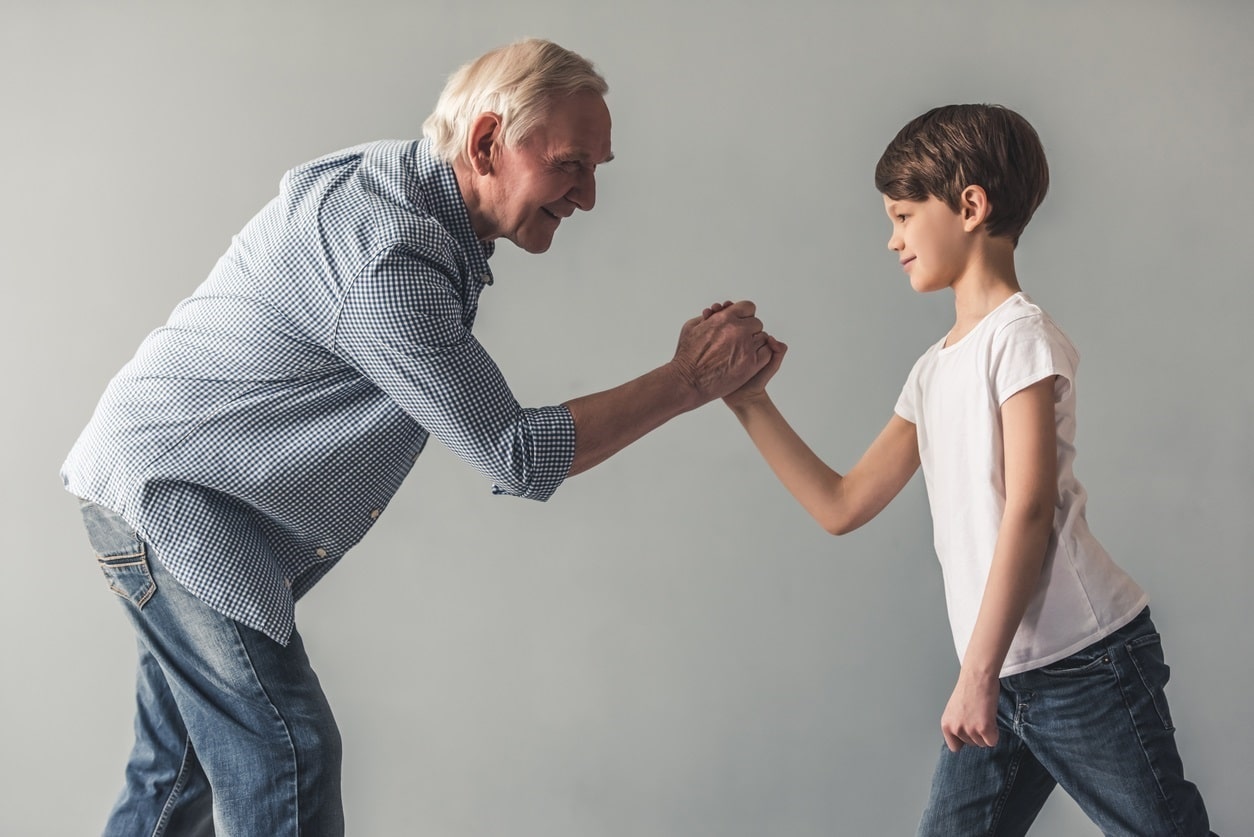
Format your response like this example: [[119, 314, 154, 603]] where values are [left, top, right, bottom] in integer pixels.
[[334, 242, 575, 500]]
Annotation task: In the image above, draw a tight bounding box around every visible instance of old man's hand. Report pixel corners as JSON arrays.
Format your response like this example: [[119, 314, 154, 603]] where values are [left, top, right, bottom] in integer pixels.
[[670, 300, 770, 404]]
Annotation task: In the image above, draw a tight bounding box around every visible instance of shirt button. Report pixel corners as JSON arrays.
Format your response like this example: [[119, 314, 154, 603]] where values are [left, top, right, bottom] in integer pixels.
[[370, 509, 381, 519], [315, 548, 328, 559], [284, 577, 293, 588], [479, 272, 492, 285]]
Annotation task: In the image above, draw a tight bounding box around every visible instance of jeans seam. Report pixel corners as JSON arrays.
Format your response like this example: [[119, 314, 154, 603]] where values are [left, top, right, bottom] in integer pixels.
[[984, 732, 1025, 836], [151, 736, 197, 837], [1110, 648, 1188, 836], [1126, 637, 1175, 731], [987, 690, 1024, 833], [230, 621, 302, 835]]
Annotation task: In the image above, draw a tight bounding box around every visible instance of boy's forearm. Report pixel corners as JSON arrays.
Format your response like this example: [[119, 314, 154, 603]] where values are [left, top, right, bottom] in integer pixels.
[[731, 400, 920, 536], [962, 505, 1055, 678], [730, 396, 847, 533]]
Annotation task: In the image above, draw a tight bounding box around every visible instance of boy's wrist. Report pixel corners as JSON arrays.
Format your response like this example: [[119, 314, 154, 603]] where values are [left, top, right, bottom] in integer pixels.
[[959, 659, 1002, 685], [725, 390, 771, 414]]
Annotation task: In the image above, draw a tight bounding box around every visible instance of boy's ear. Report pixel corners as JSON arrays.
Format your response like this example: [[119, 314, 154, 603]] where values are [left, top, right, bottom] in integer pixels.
[[959, 185, 991, 232]]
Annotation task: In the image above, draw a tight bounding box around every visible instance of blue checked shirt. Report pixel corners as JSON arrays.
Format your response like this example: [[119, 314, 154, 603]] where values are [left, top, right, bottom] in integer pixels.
[[62, 139, 576, 644]]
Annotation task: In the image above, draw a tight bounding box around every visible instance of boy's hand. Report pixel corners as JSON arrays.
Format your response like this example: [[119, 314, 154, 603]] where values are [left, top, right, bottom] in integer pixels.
[[702, 301, 788, 408], [940, 669, 1000, 752]]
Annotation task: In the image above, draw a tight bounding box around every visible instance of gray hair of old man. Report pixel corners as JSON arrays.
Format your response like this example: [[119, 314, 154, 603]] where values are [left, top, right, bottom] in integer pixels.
[[423, 38, 609, 165]]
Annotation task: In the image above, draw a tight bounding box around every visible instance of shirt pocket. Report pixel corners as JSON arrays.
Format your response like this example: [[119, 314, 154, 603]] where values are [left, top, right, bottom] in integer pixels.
[[79, 499, 156, 608]]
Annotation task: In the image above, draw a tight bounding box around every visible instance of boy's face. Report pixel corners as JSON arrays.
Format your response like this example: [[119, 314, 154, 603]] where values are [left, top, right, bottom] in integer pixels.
[[882, 195, 973, 294]]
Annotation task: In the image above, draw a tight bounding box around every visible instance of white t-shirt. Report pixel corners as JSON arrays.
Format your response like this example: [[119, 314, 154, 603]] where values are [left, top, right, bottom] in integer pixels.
[[894, 293, 1147, 676]]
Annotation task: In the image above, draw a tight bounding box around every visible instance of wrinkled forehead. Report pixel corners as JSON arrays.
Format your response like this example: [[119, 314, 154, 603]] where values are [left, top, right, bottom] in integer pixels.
[[528, 91, 614, 163]]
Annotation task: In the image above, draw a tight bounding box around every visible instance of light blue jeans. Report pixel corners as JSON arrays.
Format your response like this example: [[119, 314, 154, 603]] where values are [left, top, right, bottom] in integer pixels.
[[917, 608, 1216, 836], [80, 499, 344, 836]]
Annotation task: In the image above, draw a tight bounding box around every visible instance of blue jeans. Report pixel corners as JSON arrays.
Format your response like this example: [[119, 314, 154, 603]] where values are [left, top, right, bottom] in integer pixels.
[[80, 500, 344, 836], [917, 608, 1215, 836]]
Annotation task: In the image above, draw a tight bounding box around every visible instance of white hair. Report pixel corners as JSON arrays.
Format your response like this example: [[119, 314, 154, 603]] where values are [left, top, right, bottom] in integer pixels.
[[423, 38, 608, 164]]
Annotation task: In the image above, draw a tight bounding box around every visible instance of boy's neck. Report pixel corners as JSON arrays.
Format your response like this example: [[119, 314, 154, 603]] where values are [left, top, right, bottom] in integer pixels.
[[946, 238, 1021, 346]]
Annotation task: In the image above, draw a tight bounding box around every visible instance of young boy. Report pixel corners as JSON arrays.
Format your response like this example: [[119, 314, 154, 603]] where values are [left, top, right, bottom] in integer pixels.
[[711, 104, 1216, 835]]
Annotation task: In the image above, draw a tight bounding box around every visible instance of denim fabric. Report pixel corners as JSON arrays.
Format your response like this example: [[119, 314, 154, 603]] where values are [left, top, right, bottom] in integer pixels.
[[917, 608, 1215, 836], [81, 500, 344, 836]]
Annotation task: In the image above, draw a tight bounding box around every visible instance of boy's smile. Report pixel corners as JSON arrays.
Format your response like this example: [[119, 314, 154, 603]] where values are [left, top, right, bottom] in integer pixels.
[[883, 195, 972, 294]]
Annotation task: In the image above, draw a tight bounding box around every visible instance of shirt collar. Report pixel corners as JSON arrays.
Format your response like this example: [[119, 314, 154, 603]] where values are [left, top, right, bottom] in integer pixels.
[[412, 138, 496, 286]]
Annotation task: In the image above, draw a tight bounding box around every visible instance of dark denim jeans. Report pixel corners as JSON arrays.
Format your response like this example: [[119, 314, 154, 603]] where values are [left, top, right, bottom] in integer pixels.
[[80, 500, 344, 836], [917, 608, 1215, 836]]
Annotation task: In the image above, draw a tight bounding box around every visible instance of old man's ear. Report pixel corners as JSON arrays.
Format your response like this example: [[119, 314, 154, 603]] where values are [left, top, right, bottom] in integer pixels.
[[467, 112, 504, 175]]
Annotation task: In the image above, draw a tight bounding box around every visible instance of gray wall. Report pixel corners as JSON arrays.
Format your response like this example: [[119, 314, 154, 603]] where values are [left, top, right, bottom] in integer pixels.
[[3, 1, 1250, 834]]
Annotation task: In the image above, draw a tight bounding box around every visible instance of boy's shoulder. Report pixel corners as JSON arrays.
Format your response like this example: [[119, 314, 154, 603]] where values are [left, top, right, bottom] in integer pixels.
[[992, 291, 1046, 326], [986, 295, 1081, 391], [989, 293, 1073, 347]]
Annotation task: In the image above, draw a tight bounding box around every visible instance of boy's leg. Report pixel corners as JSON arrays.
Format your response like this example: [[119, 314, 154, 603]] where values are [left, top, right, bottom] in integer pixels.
[[1011, 608, 1215, 837], [82, 500, 345, 836], [916, 687, 1057, 837]]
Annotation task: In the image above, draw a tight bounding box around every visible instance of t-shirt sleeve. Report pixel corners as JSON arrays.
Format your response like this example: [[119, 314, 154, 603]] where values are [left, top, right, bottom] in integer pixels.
[[894, 353, 927, 423], [990, 315, 1078, 405]]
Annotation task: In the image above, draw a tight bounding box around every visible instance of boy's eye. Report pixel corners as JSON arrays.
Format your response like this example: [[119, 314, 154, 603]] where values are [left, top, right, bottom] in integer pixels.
[[897, 214, 908, 222]]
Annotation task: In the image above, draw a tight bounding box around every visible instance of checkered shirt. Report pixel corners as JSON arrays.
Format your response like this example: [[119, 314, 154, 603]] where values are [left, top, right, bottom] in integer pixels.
[[62, 139, 576, 644]]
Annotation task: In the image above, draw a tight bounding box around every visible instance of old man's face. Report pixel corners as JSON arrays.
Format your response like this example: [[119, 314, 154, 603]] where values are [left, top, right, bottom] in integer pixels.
[[480, 90, 613, 254]]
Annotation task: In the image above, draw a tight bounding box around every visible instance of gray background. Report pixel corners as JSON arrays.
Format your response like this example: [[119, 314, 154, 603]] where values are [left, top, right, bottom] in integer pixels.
[[2, 1, 1250, 834]]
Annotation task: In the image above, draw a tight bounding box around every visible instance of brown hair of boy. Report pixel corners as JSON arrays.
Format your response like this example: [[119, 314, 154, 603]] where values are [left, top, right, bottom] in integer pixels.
[[875, 104, 1050, 246]]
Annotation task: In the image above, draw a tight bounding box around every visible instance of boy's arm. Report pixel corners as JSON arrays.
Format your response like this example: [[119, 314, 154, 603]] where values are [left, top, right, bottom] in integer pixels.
[[704, 300, 919, 533], [939, 376, 1058, 752], [726, 359, 920, 535]]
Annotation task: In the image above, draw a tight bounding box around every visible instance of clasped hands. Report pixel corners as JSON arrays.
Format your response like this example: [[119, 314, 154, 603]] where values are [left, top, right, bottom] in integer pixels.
[[669, 300, 787, 407]]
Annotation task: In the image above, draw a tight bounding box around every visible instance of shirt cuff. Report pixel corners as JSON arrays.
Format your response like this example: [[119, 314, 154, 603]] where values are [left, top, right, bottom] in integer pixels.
[[491, 404, 576, 501]]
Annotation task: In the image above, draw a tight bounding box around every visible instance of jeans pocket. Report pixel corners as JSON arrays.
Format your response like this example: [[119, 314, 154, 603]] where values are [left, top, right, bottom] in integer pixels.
[[1037, 644, 1111, 678], [79, 500, 156, 608], [1126, 633, 1175, 731]]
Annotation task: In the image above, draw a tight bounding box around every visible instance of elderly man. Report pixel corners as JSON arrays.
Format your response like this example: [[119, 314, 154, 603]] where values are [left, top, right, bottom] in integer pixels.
[[63, 39, 768, 835]]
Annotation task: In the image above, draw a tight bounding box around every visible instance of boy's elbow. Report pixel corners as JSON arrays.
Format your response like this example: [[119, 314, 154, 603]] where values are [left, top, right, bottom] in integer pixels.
[[1006, 496, 1055, 540], [813, 489, 869, 536], [819, 509, 860, 537], [1020, 494, 1054, 526], [825, 521, 862, 537]]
